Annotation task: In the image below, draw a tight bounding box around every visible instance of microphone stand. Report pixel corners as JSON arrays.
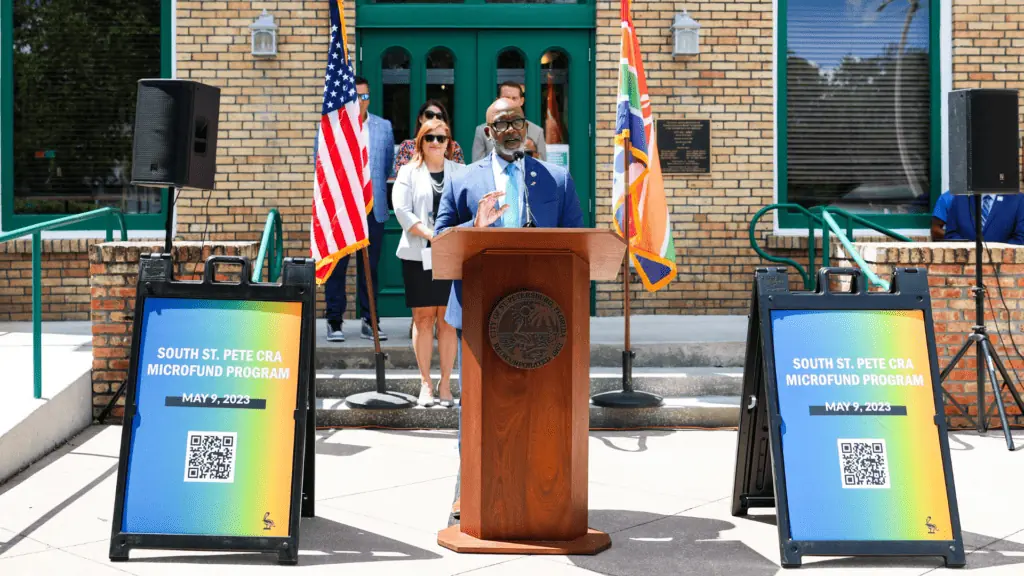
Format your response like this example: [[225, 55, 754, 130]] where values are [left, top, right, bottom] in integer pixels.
[[591, 134, 663, 409], [514, 151, 536, 228]]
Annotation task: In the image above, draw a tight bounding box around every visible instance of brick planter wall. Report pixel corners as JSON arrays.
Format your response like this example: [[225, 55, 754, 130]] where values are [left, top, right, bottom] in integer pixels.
[[835, 242, 1024, 429], [0, 239, 105, 321], [90, 241, 257, 421]]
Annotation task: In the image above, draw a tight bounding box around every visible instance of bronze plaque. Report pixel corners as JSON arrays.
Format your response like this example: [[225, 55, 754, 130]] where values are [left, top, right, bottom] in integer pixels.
[[487, 290, 568, 370], [656, 119, 711, 174]]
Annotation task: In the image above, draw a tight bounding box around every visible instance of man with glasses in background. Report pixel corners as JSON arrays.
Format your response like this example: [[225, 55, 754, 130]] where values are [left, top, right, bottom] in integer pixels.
[[315, 76, 395, 342], [471, 81, 546, 162], [434, 96, 583, 519]]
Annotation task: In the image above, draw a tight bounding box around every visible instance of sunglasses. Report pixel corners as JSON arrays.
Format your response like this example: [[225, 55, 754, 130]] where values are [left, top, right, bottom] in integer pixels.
[[423, 110, 445, 121], [424, 134, 448, 144], [357, 93, 370, 101]]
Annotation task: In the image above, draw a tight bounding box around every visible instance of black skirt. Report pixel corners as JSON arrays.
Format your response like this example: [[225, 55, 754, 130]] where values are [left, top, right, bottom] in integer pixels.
[[401, 258, 453, 308]]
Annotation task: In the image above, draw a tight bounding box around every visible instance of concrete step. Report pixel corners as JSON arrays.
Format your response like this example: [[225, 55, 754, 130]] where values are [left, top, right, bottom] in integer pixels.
[[314, 367, 743, 399], [315, 396, 740, 429], [315, 315, 748, 370]]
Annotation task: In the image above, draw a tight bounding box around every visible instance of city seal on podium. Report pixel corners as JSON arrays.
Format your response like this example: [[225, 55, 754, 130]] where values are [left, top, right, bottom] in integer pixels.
[[487, 290, 568, 370]]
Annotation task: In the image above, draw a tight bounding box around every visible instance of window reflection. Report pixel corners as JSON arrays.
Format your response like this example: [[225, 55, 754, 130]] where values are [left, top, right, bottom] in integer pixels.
[[426, 48, 456, 135], [540, 49, 569, 169], [381, 47, 411, 141], [496, 48, 525, 96]]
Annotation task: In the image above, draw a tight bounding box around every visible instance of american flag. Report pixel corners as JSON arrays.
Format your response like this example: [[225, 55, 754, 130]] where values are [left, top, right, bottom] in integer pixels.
[[311, 0, 372, 285]]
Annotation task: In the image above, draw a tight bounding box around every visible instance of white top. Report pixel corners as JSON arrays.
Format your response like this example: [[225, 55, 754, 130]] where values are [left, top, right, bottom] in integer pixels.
[[392, 159, 457, 261], [490, 151, 527, 227]]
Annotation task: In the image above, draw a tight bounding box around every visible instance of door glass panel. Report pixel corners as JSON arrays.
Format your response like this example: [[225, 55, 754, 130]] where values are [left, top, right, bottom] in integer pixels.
[[540, 49, 569, 168], [426, 48, 456, 135], [496, 48, 525, 97], [381, 47, 411, 141]]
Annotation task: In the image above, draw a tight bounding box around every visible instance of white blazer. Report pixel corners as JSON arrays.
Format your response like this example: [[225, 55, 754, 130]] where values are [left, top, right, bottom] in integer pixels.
[[393, 159, 457, 261]]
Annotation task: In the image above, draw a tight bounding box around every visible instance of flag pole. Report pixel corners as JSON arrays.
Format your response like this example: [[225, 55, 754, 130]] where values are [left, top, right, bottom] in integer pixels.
[[591, 132, 663, 409], [344, 246, 416, 409]]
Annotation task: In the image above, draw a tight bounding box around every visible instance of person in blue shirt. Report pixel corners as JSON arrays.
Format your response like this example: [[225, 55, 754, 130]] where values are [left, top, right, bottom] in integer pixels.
[[931, 191, 953, 241], [943, 192, 1024, 245]]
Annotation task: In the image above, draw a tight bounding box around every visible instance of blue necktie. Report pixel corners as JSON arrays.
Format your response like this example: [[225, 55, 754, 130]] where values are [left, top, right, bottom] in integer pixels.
[[982, 195, 993, 229], [503, 161, 520, 228]]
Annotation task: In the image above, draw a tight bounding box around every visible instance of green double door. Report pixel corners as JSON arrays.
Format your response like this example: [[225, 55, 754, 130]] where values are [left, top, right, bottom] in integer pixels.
[[358, 29, 594, 317]]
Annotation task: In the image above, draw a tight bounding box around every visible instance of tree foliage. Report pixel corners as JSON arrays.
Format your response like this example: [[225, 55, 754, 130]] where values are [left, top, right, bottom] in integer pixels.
[[12, 0, 161, 214]]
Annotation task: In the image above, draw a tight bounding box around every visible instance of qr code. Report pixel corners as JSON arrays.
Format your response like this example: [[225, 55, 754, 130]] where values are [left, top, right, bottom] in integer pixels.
[[837, 438, 890, 489], [184, 431, 237, 483]]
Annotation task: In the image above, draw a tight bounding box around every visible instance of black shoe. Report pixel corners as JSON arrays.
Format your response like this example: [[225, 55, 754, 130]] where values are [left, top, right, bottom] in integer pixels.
[[361, 319, 387, 341], [327, 321, 345, 342]]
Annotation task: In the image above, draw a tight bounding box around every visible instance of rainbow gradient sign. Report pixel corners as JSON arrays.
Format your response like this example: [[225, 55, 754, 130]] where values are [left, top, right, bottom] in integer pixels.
[[120, 297, 303, 538], [770, 309, 953, 542]]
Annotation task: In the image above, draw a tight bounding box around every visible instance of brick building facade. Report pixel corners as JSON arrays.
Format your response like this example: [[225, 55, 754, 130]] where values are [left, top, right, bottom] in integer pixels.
[[2, 0, 1023, 321]]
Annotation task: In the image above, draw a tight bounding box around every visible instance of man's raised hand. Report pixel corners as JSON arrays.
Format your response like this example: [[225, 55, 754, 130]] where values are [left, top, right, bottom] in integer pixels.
[[474, 191, 508, 228]]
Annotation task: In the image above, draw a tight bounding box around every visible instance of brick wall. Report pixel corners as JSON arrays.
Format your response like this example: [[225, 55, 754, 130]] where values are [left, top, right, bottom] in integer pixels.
[[836, 242, 1024, 429], [90, 241, 257, 421], [0, 239, 102, 321], [954, 0, 1024, 184], [175, 0, 355, 321], [593, 0, 775, 316]]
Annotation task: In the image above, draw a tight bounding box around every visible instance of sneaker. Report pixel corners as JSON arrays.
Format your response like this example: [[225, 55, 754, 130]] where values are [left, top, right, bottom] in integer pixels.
[[326, 321, 345, 342], [361, 319, 388, 341]]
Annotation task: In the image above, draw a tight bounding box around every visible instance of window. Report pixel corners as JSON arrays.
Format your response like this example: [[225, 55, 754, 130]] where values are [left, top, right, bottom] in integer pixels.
[[778, 0, 939, 230], [2, 0, 172, 231]]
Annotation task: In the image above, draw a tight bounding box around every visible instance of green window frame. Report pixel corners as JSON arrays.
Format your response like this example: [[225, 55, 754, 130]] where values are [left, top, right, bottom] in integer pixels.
[[1, 0, 173, 233], [776, 0, 941, 231]]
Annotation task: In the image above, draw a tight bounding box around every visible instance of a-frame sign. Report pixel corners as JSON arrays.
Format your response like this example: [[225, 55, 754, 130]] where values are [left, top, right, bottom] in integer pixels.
[[732, 266, 965, 568]]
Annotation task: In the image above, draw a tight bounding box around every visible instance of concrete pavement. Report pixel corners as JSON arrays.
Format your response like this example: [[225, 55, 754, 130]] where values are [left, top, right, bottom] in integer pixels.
[[2, 425, 1024, 575]]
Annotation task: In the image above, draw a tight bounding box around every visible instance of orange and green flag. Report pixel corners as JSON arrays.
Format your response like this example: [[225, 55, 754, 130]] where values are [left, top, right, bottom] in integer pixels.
[[612, 0, 677, 291]]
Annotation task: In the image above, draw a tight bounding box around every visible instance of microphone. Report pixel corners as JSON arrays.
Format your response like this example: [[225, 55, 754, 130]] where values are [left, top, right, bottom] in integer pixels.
[[512, 151, 537, 228]]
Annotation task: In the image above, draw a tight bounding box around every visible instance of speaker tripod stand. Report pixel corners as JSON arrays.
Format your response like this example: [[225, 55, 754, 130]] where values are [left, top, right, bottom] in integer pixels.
[[939, 193, 1024, 452]]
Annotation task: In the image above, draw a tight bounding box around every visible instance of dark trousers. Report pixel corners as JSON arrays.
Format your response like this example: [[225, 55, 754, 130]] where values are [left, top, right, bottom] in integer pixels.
[[325, 216, 385, 324]]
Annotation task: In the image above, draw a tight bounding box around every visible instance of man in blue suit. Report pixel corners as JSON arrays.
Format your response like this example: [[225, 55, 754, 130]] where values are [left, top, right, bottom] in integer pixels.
[[319, 76, 395, 342], [435, 97, 584, 329], [434, 97, 583, 519], [943, 193, 1024, 245]]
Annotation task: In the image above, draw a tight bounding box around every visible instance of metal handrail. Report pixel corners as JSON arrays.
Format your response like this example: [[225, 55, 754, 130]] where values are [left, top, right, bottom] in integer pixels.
[[749, 203, 911, 291], [252, 209, 284, 283], [0, 207, 129, 399]]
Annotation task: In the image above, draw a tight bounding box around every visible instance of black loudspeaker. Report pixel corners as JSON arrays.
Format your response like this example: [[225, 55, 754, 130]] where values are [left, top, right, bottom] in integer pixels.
[[131, 79, 220, 190], [948, 88, 1020, 195]]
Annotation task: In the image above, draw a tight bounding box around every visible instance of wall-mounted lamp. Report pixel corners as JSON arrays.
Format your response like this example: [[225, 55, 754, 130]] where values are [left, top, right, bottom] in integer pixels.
[[671, 11, 700, 56], [250, 10, 278, 57]]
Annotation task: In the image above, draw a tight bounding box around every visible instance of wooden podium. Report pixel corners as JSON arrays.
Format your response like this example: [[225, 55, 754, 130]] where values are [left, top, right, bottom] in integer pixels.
[[432, 228, 624, 555]]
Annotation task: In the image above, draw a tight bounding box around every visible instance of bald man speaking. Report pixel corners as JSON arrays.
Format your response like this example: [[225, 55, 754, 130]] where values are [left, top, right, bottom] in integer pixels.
[[434, 99, 583, 519], [434, 97, 584, 333]]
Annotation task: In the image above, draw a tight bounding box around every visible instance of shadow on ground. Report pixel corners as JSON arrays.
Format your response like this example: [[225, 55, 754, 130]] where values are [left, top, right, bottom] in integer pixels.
[[570, 510, 778, 576], [125, 515, 443, 566]]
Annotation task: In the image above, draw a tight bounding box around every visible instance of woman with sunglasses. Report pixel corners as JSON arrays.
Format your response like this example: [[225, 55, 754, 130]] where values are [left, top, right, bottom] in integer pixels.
[[393, 100, 465, 175], [391, 119, 460, 407]]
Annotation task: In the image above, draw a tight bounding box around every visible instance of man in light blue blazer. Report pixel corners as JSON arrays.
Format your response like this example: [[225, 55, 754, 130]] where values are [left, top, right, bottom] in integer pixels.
[[318, 76, 395, 342], [435, 97, 584, 332]]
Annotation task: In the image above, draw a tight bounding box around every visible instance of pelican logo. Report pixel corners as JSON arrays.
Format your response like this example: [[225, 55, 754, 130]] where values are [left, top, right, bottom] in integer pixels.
[[487, 290, 568, 370], [925, 516, 937, 534], [263, 512, 276, 531]]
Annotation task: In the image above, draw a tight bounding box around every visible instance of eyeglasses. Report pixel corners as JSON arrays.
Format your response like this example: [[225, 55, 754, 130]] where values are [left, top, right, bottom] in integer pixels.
[[490, 117, 526, 133], [424, 134, 448, 144], [423, 110, 445, 121], [525, 150, 536, 157], [357, 93, 370, 101]]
